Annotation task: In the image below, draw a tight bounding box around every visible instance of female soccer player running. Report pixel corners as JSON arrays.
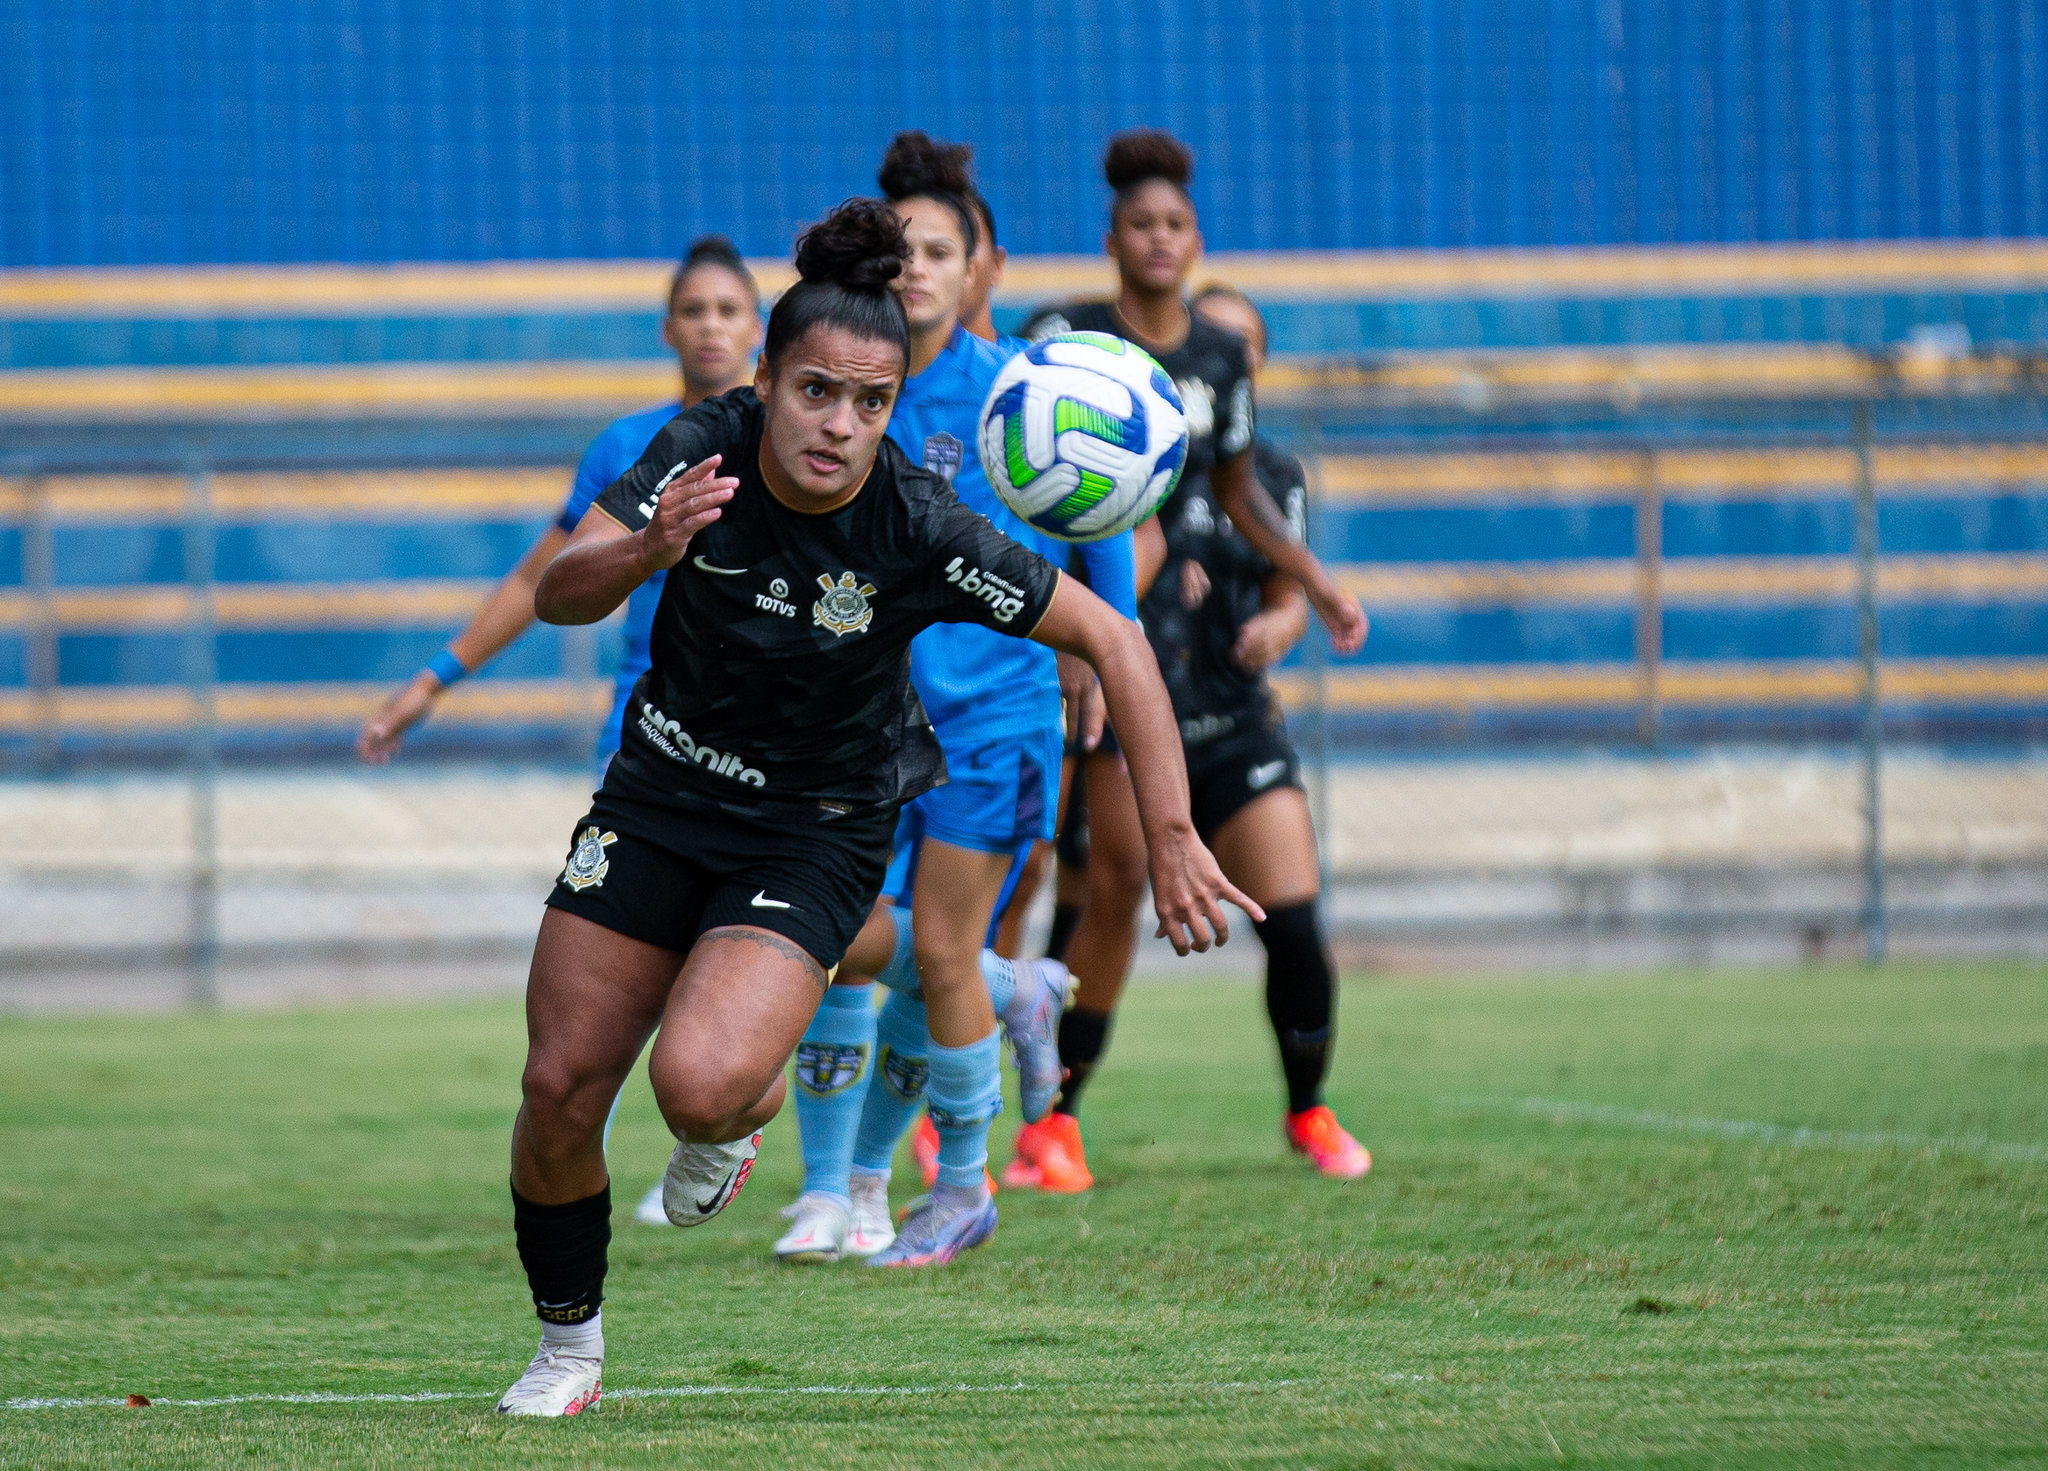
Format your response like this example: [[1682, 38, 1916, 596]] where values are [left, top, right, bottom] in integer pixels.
[[771, 133, 1139, 1268], [355, 238, 761, 774], [1011, 131, 1368, 1192], [492, 200, 1256, 1415]]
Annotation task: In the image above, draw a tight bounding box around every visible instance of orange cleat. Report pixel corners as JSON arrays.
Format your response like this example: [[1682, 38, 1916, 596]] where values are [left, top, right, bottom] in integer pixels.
[[1010, 1113, 1094, 1193], [1284, 1106, 1371, 1180], [911, 1114, 940, 1189]]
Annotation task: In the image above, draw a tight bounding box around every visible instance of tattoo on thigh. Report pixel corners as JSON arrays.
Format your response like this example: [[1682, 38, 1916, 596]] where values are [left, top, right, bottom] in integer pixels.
[[705, 926, 829, 991]]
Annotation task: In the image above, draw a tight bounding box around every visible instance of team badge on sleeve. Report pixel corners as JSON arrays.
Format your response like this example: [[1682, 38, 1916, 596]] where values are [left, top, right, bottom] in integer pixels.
[[794, 1041, 869, 1096], [561, 827, 618, 891], [922, 431, 964, 483], [813, 572, 877, 637]]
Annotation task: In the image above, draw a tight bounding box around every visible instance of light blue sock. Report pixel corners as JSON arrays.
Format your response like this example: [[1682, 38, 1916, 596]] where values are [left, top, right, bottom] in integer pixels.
[[927, 1028, 1004, 1194], [982, 949, 1018, 1018], [790, 983, 877, 1204], [851, 989, 929, 1174], [873, 906, 919, 994]]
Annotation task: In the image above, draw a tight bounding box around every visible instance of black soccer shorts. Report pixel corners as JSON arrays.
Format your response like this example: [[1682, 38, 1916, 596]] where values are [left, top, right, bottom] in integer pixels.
[[1184, 719, 1306, 846], [543, 790, 895, 973]]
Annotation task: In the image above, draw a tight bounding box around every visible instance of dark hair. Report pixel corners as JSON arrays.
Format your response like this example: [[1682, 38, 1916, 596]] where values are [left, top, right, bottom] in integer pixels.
[[761, 198, 912, 374], [1193, 281, 1266, 353], [668, 234, 759, 311], [1104, 129, 1195, 223], [967, 188, 999, 250], [876, 130, 979, 255]]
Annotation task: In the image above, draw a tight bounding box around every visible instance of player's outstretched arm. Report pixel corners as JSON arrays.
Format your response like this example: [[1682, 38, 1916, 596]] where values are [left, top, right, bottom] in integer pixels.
[[356, 525, 569, 764], [534, 457, 737, 625], [1209, 450, 1367, 655], [1030, 573, 1265, 954]]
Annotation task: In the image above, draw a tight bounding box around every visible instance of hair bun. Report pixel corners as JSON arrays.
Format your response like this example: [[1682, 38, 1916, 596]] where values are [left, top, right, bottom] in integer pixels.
[[877, 130, 976, 203], [1103, 129, 1193, 192], [792, 198, 907, 290]]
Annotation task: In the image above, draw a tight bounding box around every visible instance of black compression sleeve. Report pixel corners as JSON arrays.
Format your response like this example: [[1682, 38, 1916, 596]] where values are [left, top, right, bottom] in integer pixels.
[[1253, 901, 1336, 1115], [511, 1183, 611, 1326]]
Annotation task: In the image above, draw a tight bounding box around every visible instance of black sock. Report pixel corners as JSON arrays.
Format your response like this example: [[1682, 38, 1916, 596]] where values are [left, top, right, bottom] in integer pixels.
[[511, 1183, 611, 1327], [1046, 901, 1083, 965], [1254, 901, 1336, 1115], [1052, 1006, 1112, 1118]]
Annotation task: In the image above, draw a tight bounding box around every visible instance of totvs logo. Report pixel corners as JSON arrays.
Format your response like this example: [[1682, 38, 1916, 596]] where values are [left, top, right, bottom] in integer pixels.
[[636, 702, 766, 787]]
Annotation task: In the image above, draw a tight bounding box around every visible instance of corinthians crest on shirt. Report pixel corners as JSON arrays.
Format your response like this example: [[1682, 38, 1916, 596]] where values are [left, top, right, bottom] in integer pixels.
[[794, 1040, 869, 1096], [561, 826, 617, 891], [813, 571, 877, 636]]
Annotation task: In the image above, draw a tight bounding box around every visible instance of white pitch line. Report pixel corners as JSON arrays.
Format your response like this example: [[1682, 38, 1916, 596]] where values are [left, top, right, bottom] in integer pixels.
[[3, 1379, 1309, 1413], [1462, 1095, 2048, 1165]]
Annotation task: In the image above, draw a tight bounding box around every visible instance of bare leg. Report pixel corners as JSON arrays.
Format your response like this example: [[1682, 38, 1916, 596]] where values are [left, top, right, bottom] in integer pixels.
[[911, 840, 1015, 1046], [511, 909, 682, 1205], [1208, 788, 1320, 909], [1063, 750, 1147, 1017]]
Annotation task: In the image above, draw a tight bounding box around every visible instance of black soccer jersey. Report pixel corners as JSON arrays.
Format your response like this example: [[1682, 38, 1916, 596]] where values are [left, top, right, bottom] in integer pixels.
[[1020, 300, 1255, 488], [592, 388, 1061, 817], [1139, 436, 1309, 742]]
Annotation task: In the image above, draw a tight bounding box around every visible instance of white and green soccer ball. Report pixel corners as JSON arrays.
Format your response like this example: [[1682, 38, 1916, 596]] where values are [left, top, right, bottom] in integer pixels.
[[978, 331, 1188, 542]]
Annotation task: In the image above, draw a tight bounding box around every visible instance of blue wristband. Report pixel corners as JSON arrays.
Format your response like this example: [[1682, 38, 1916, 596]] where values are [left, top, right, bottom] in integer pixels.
[[426, 650, 468, 687]]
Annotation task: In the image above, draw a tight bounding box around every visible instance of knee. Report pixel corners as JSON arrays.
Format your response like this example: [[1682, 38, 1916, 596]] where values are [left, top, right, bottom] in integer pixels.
[[647, 1049, 763, 1142], [1090, 841, 1148, 906], [519, 1052, 618, 1147]]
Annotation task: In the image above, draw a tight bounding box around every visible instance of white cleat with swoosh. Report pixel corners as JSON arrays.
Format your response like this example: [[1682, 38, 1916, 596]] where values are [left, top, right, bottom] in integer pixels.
[[661, 1131, 761, 1227]]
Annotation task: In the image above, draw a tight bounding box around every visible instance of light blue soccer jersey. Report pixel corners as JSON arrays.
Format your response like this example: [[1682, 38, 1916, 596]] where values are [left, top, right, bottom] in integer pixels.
[[557, 399, 679, 761], [888, 325, 1137, 750]]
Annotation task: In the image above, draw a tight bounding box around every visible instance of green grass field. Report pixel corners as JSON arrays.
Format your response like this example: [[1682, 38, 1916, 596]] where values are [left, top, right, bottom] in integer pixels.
[[2, 961, 2045, 1468]]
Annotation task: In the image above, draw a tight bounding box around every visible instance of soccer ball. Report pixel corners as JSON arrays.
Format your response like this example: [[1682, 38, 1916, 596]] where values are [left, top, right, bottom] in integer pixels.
[[978, 332, 1188, 542]]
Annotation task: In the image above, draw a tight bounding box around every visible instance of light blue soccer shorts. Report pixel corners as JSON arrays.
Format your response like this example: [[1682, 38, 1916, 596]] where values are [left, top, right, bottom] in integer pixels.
[[881, 728, 1060, 946]]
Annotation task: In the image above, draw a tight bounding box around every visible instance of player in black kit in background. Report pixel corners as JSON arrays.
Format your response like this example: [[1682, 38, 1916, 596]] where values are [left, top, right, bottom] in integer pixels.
[[491, 199, 1261, 1416], [1006, 133, 1368, 1194]]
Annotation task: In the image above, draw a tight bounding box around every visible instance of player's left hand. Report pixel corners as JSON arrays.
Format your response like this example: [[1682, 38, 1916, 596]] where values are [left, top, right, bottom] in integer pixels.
[[1232, 609, 1300, 672], [1308, 580, 1368, 656], [1179, 558, 1211, 609], [1148, 827, 1265, 955], [1058, 651, 1106, 751]]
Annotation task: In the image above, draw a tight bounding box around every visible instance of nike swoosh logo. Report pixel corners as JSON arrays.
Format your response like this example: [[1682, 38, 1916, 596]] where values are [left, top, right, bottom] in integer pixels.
[[750, 891, 793, 909], [1248, 760, 1288, 790], [694, 556, 747, 575]]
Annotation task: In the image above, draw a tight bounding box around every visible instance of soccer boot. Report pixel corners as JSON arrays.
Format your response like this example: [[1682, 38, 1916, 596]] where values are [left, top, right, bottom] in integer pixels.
[[772, 1191, 851, 1263], [661, 1131, 761, 1226], [1284, 1105, 1371, 1180], [632, 1179, 671, 1226], [1001, 958, 1073, 1123], [1012, 1112, 1093, 1193], [866, 1190, 998, 1268], [843, 1172, 896, 1258], [911, 1114, 940, 1189], [495, 1341, 602, 1416]]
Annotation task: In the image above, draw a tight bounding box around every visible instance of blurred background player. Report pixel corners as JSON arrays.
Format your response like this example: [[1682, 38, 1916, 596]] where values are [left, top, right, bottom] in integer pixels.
[[771, 134, 1139, 1267], [1012, 131, 1368, 1191], [355, 237, 762, 778]]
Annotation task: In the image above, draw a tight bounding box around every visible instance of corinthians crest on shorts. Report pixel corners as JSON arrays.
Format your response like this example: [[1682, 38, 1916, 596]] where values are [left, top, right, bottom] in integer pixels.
[[794, 1041, 869, 1095], [560, 826, 617, 892], [813, 571, 877, 637], [922, 431, 963, 483]]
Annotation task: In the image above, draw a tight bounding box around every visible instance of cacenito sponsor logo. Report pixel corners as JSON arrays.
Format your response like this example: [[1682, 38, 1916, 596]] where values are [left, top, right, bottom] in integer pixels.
[[637, 702, 766, 787]]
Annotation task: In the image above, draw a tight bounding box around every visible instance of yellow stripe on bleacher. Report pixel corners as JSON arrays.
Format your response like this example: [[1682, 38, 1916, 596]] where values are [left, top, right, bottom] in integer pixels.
[[1335, 555, 2048, 606], [0, 468, 568, 519], [6, 239, 2046, 317], [0, 580, 502, 630], [0, 678, 611, 732], [1269, 657, 2048, 712]]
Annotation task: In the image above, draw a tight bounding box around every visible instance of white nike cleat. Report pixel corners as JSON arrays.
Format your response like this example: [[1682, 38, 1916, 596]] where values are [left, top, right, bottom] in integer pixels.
[[1002, 957, 1074, 1123], [495, 1342, 602, 1416], [843, 1173, 896, 1258], [772, 1191, 851, 1263], [632, 1180, 671, 1226], [661, 1131, 761, 1227]]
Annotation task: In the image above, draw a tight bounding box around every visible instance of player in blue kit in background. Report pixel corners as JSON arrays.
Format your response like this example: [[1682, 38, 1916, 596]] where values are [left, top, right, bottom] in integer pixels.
[[356, 237, 762, 778], [769, 133, 1140, 1267]]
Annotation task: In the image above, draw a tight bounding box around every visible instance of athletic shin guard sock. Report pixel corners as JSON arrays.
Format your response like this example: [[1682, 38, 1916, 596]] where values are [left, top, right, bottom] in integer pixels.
[[851, 989, 928, 1174], [982, 950, 1018, 1020], [873, 906, 919, 995], [791, 983, 878, 1203], [1255, 900, 1337, 1115], [1053, 1006, 1112, 1117], [926, 1029, 1004, 1192], [512, 1183, 611, 1330]]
